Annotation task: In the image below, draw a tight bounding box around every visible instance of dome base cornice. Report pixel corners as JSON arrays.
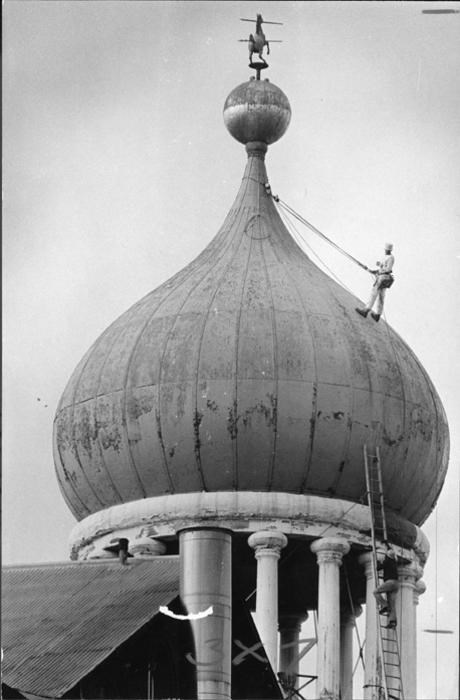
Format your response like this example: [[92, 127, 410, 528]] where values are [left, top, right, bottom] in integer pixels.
[[68, 491, 429, 564]]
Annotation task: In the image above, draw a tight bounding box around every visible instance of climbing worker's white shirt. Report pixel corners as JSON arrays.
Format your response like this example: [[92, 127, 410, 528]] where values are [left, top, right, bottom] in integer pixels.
[[378, 254, 394, 274], [366, 253, 394, 314]]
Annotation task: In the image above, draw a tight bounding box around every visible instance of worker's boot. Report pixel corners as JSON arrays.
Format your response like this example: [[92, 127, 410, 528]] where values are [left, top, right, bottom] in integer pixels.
[[355, 308, 369, 318], [371, 312, 380, 322]]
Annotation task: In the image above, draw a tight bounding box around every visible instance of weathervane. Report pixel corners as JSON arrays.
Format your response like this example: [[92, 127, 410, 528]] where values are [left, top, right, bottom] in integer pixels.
[[239, 14, 283, 79]]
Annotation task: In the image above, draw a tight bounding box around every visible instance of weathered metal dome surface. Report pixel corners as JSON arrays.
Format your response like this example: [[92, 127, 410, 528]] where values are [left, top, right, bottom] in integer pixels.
[[54, 80, 448, 526]]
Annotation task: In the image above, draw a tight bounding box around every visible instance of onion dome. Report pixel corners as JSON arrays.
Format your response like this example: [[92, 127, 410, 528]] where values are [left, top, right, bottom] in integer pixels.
[[53, 78, 449, 526]]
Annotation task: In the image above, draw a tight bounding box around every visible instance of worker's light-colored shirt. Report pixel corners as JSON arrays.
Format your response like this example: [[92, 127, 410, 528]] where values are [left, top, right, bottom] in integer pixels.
[[379, 254, 394, 274]]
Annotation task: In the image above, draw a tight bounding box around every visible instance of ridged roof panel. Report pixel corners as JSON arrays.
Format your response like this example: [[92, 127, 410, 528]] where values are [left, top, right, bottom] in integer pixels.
[[2, 558, 179, 698]]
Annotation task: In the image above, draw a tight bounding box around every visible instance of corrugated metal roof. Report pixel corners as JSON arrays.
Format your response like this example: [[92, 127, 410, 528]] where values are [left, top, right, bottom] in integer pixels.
[[2, 557, 179, 698]]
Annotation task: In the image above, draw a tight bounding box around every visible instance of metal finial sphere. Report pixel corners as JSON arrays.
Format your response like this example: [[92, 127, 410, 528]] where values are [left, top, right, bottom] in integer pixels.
[[223, 79, 291, 146]]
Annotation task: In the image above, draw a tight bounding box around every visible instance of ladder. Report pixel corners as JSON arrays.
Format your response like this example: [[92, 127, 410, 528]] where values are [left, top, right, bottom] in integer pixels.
[[363, 445, 404, 700]]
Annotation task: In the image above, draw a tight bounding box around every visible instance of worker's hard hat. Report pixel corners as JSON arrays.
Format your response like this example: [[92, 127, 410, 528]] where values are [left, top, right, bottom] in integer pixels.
[[384, 242, 393, 251]]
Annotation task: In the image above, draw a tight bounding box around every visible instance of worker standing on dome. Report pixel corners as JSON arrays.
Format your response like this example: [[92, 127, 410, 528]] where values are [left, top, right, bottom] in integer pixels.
[[374, 543, 399, 628], [356, 243, 395, 322]]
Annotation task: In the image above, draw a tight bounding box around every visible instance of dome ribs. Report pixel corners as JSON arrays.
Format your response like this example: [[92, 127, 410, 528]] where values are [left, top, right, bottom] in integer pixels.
[[384, 329, 446, 524], [53, 415, 93, 520], [154, 230, 242, 495], [229, 152, 282, 491], [192, 233, 249, 489], [54, 75, 449, 524], [377, 330, 412, 516], [89, 295, 172, 504], [258, 238, 279, 491], [122, 301, 183, 498], [229, 220, 255, 491], [53, 340, 107, 515], [391, 345, 425, 516], [280, 254, 354, 497], [191, 203, 250, 492], [322, 286, 375, 501], [262, 213, 319, 494], [309, 276, 356, 497], [374, 323, 408, 504], [77, 312, 148, 506], [60, 328, 120, 516], [206, 152, 263, 491], [123, 207, 242, 497], [304, 321, 353, 495], [96, 310, 151, 504], [235, 237, 278, 489]]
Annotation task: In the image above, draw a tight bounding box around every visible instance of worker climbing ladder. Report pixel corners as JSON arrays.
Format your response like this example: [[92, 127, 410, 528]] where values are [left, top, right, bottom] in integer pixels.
[[363, 445, 404, 700]]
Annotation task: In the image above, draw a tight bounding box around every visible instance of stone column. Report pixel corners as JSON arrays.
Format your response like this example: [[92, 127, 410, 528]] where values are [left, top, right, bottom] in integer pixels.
[[248, 530, 287, 672], [278, 612, 308, 690], [179, 527, 232, 700], [310, 537, 350, 700], [358, 552, 381, 700], [340, 605, 362, 700], [395, 562, 422, 700]]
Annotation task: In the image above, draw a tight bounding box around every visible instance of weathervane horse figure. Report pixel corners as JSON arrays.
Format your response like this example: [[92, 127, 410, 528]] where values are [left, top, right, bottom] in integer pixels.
[[249, 15, 269, 62], [240, 14, 283, 66]]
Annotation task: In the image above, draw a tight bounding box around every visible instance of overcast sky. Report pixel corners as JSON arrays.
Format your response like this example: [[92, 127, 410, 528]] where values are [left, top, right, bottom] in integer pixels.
[[3, 2, 459, 697]]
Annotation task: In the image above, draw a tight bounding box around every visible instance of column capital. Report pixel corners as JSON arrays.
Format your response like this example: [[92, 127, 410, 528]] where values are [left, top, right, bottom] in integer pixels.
[[311, 537, 350, 565], [414, 578, 426, 605], [279, 611, 309, 633], [397, 561, 422, 586], [248, 530, 288, 558], [358, 549, 386, 577]]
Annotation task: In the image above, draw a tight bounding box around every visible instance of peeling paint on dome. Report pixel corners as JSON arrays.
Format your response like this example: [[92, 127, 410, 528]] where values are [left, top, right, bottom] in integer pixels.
[[53, 83, 449, 527]]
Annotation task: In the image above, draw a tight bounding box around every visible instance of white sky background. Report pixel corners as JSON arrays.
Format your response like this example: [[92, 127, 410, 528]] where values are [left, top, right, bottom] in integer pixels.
[[3, 1, 459, 697]]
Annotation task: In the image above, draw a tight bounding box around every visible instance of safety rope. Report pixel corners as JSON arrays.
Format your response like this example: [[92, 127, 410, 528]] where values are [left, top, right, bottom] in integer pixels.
[[277, 206, 356, 296], [266, 186, 372, 274]]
